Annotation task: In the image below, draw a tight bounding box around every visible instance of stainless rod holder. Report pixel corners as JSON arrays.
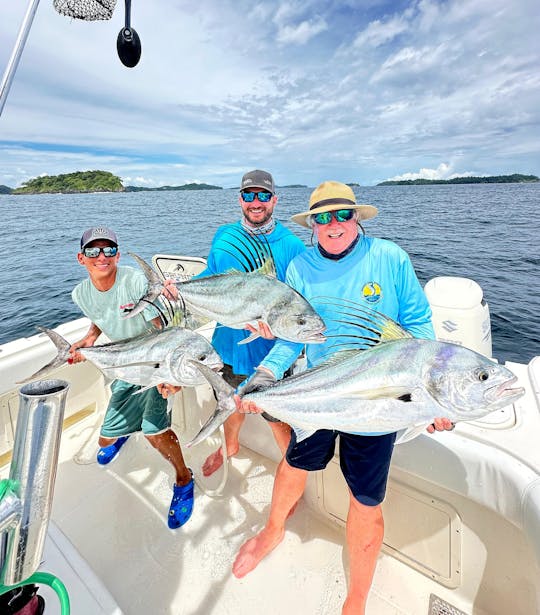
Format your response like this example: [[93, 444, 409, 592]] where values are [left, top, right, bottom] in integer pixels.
[[0, 379, 69, 586]]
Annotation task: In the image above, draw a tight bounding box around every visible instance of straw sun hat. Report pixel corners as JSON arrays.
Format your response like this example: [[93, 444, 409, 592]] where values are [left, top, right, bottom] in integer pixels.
[[290, 181, 378, 228]]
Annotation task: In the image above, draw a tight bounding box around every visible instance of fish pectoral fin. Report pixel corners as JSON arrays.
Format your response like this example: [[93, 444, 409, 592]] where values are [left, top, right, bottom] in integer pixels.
[[131, 384, 156, 395], [238, 331, 261, 345], [293, 426, 317, 443], [349, 386, 413, 400], [102, 361, 161, 369], [394, 424, 430, 445]]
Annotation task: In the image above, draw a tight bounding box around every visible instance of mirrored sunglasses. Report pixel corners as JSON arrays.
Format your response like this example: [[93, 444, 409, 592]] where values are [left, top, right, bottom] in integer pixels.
[[83, 246, 118, 258], [312, 209, 355, 225], [241, 190, 273, 203]]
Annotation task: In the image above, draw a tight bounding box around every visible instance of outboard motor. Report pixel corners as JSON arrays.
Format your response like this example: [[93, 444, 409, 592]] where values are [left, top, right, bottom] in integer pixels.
[[424, 276, 492, 358]]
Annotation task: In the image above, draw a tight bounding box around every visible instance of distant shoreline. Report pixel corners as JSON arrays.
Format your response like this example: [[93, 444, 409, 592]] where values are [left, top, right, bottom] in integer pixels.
[[2, 172, 538, 195], [377, 174, 538, 186]]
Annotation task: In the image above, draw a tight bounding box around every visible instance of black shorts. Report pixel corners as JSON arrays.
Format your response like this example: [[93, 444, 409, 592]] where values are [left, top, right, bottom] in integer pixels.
[[286, 429, 397, 506], [221, 364, 280, 423]]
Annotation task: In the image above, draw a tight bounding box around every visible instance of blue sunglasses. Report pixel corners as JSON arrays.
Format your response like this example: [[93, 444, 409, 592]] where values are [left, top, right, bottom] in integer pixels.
[[83, 246, 118, 258], [241, 190, 273, 203], [312, 209, 355, 225]]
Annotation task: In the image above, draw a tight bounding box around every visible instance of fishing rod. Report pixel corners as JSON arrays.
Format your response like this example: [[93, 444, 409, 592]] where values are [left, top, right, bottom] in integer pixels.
[[0, 0, 41, 118]]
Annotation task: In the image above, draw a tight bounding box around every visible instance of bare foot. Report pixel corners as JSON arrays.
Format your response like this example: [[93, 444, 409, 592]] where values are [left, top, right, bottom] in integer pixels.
[[202, 442, 239, 477], [232, 527, 285, 578], [202, 448, 224, 477]]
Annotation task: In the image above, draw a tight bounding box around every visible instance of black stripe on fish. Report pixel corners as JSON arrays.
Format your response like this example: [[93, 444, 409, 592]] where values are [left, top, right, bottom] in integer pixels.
[[397, 393, 413, 402]]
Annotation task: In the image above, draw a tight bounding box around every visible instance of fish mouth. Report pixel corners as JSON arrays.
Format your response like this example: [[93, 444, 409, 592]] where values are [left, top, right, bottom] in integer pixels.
[[208, 360, 224, 372], [304, 331, 327, 343], [487, 376, 525, 402]]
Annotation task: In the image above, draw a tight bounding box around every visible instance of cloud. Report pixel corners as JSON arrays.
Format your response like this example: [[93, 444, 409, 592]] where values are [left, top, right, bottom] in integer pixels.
[[388, 162, 475, 181], [276, 17, 328, 45], [353, 15, 409, 48], [0, 0, 538, 188]]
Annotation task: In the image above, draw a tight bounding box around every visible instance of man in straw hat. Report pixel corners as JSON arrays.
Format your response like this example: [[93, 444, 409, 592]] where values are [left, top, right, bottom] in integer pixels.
[[232, 181, 454, 614]]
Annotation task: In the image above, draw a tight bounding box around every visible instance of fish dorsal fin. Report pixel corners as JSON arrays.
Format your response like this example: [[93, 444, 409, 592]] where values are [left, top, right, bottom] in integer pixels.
[[216, 227, 277, 275], [255, 257, 277, 278], [378, 319, 411, 342], [310, 298, 412, 359]]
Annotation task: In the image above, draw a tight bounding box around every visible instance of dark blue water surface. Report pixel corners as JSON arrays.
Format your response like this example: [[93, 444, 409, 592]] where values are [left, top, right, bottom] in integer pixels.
[[0, 183, 538, 363]]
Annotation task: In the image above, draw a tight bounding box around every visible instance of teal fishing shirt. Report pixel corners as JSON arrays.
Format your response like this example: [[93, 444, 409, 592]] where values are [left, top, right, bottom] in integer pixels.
[[199, 220, 305, 376], [72, 266, 158, 341], [261, 235, 435, 379]]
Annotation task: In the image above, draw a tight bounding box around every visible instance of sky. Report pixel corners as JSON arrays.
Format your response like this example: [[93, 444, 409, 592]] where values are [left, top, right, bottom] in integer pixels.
[[0, 0, 539, 189]]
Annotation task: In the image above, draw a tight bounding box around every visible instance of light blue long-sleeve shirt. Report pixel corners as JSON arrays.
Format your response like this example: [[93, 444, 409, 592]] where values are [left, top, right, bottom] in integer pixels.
[[261, 235, 435, 379]]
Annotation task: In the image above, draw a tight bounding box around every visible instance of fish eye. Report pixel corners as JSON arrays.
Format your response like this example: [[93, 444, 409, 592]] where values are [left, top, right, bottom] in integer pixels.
[[477, 369, 489, 382], [297, 317, 306, 325], [198, 354, 207, 362]]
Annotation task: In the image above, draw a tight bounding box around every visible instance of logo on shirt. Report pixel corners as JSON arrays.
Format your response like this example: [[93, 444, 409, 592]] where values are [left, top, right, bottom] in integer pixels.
[[362, 282, 382, 304]]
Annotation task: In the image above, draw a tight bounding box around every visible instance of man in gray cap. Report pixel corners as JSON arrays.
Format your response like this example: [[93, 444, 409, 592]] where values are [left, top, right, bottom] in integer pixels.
[[69, 226, 195, 529], [199, 170, 306, 477]]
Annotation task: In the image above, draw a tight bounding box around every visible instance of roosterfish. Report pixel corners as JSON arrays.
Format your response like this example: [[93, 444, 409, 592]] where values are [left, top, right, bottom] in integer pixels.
[[186, 308, 524, 447]]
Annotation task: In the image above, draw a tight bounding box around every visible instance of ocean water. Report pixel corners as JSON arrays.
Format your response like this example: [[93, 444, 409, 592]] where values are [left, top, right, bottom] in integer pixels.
[[0, 183, 538, 364]]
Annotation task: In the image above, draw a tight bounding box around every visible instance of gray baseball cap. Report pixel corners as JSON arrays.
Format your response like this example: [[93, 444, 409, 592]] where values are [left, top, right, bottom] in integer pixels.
[[239, 169, 275, 194], [80, 226, 118, 250]]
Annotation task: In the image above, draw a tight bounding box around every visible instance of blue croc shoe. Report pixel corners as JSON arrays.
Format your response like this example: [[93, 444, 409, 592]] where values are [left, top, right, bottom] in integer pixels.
[[168, 471, 194, 529], [96, 435, 130, 465]]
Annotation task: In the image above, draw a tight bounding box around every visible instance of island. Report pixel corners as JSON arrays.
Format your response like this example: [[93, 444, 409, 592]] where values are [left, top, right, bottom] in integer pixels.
[[377, 174, 539, 186], [13, 171, 123, 194], [9, 171, 223, 194], [124, 183, 221, 192]]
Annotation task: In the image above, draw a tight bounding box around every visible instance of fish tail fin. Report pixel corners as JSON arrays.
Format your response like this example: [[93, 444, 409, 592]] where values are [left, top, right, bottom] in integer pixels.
[[124, 252, 164, 320], [128, 252, 162, 285], [17, 326, 72, 383], [186, 361, 237, 447]]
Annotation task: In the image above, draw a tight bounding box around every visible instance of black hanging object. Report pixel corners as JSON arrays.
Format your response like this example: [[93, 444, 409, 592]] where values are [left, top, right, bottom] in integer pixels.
[[117, 0, 141, 67]]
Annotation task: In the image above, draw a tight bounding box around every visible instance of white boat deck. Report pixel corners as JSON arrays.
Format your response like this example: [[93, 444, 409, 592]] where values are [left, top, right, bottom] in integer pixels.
[[27, 405, 443, 615], [45, 416, 351, 615], [1, 319, 539, 614]]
